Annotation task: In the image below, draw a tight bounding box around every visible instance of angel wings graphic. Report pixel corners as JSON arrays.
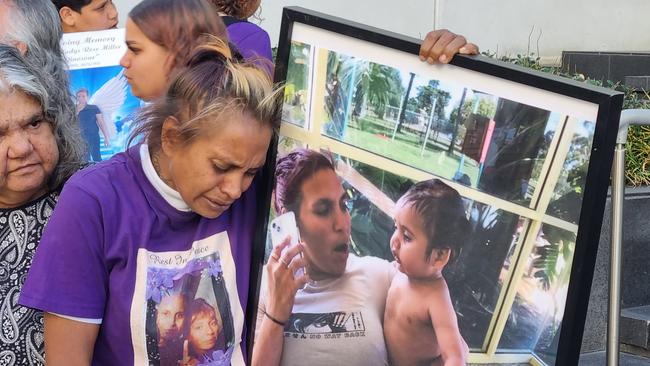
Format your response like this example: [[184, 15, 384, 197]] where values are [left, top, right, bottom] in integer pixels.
[[86, 69, 129, 141]]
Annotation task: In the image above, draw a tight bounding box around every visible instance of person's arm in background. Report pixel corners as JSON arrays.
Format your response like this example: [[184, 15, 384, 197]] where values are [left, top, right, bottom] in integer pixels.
[[251, 240, 308, 366], [419, 29, 479, 64], [44, 314, 99, 366], [95, 112, 111, 147]]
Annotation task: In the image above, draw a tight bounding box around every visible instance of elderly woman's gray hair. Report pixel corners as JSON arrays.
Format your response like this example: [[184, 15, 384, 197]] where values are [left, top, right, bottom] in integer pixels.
[[0, 0, 85, 187], [0, 0, 66, 76], [0, 45, 85, 188]]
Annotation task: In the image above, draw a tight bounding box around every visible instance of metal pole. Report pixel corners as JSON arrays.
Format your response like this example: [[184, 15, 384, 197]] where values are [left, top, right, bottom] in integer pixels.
[[421, 97, 437, 156], [607, 109, 650, 366], [607, 143, 625, 366]]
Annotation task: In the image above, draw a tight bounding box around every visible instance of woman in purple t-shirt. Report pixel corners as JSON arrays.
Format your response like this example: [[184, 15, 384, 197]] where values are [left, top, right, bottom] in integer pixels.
[[209, 0, 274, 72], [21, 37, 284, 365]]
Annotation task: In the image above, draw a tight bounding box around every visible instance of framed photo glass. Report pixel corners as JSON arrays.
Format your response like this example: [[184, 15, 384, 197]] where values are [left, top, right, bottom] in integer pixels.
[[249, 7, 623, 366]]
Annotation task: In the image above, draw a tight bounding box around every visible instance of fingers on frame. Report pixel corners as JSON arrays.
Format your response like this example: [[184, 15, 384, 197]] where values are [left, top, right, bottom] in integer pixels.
[[440, 36, 468, 63], [419, 29, 447, 60], [430, 31, 457, 64]]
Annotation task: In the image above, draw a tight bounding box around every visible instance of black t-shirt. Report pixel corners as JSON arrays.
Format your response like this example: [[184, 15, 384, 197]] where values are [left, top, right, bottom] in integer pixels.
[[78, 104, 101, 135]]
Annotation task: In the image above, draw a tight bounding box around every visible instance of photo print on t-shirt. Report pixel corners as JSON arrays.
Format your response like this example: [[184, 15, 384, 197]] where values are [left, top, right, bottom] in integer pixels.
[[284, 312, 366, 339], [130, 232, 245, 366]]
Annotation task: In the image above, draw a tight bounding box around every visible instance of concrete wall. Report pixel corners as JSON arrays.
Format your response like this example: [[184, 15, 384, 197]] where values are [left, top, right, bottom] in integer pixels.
[[112, 0, 435, 46], [436, 0, 650, 62], [113, 0, 650, 60]]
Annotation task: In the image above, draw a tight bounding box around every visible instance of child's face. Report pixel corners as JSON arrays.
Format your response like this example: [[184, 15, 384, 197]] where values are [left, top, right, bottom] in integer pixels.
[[390, 201, 437, 278], [189, 311, 220, 353]]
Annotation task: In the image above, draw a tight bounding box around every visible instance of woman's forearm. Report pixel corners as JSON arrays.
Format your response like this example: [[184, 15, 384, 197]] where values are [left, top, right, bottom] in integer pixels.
[[44, 313, 99, 366], [251, 316, 286, 366]]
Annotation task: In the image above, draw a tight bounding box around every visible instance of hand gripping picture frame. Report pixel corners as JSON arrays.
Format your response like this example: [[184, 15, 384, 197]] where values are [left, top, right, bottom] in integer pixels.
[[247, 7, 623, 366]]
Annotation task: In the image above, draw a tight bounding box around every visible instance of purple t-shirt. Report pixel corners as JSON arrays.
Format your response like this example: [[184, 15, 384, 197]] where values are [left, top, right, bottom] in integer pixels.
[[226, 20, 273, 74], [20, 145, 257, 365]]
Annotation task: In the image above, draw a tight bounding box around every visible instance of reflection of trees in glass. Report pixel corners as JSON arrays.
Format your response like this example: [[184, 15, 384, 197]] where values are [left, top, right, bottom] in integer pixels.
[[284, 42, 311, 126], [451, 94, 497, 122], [475, 98, 497, 118], [396, 72, 415, 133], [323, 53, 350, 138], [547, 121, 595, 224], [409, 80, 452, 123], [277, 136, 304, 156], [287, 42, 310, 92], [342, 158, 412, 260], [499, 225, 575, 365], [352, 63, 404, 121], [324, 53, 404, 139], [479, 100, 553, 204], [448, 204, 521, 348]]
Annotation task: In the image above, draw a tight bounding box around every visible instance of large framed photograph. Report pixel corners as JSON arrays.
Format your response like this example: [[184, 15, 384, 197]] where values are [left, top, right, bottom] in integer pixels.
[[248, 7, 623, 366]]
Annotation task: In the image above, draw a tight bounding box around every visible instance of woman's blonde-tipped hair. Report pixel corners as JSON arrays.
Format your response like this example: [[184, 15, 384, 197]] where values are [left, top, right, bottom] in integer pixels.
[[129, 36, 283, 151]]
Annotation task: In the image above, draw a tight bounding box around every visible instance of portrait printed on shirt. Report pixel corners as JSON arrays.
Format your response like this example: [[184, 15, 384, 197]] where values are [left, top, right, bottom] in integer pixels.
[[131, 233, 245, 366]]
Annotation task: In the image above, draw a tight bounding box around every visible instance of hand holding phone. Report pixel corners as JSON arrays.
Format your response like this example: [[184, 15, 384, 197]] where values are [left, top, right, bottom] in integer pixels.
[[269, 212, 305, 277]]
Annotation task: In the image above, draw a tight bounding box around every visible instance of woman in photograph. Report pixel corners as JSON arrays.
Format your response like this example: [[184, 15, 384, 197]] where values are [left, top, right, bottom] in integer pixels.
[[119, 0, 228, 101], [184, 298, 227, 365], [0, 45, 85, 364], [252, 28, 478, 366], [20, 37, 283, 365], [255, 148, 393, 365]]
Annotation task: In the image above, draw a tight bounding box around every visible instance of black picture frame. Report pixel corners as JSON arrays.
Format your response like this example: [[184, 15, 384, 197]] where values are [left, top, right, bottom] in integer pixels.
[[246, 7, 623, 366]]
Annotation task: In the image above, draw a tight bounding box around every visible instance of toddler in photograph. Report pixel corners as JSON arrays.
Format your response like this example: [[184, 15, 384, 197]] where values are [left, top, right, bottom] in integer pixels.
[[384, 178, 470, 366]]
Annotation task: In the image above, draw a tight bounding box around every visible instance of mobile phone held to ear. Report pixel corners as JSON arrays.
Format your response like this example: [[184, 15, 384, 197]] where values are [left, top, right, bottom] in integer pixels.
[[269, 212, 304, 277]]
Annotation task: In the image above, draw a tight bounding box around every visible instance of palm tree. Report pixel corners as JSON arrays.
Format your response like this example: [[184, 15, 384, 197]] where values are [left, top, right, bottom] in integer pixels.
[[351, 62, 404, 121], [324, 54, 404, 136]]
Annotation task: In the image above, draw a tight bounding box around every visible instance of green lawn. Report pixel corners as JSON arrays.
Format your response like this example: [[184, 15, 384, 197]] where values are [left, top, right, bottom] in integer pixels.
[[330, 115, 480, 186]]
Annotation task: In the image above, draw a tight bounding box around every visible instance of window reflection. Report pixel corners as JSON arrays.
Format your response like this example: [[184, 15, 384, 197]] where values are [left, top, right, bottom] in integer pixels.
[[283, 41, 312, 127], [499, 224, 576, 364], [318, 50, 561, 207], [546, 121, 596, 224]]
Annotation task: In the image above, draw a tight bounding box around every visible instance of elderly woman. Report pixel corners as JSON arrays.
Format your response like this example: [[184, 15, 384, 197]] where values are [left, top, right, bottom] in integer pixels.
[[0, 45, 84, 363]]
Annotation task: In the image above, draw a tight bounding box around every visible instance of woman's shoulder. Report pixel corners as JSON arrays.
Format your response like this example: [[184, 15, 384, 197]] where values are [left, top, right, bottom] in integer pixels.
[[65, 149, 138, 195], [227, 21, 271, 46], [227, 20, 268, 35]]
